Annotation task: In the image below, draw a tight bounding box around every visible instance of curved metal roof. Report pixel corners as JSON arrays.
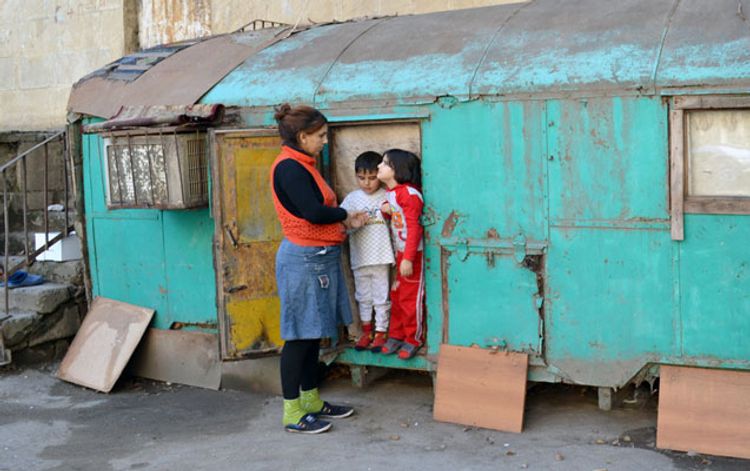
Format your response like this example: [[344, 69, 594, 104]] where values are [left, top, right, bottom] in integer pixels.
[[204, 0, 750, 107], [70, 0, 750, 117]]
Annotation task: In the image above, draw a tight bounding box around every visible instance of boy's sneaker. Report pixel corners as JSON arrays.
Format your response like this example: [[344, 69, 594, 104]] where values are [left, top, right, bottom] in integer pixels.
[[370, 332, 387, 352], [354, 332, 372, 351], [379, 337, 404, 355], [314, 401, 355, 419], [285, 413, 332, 434], [397, 342, 421, 360]]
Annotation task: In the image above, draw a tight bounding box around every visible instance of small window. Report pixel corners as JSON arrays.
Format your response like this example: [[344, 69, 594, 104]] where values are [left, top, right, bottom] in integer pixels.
[[670, 97, 750, 240], [686, 110, 750, 198], [103, 132, 208, 210]]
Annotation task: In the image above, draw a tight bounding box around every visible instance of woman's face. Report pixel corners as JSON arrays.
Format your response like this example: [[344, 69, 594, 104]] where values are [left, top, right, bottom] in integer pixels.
[[297, 125, 328, 157]]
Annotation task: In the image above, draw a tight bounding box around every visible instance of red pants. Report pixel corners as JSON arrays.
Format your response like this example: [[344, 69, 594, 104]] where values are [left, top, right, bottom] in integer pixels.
[[388, 251, 425, 346]]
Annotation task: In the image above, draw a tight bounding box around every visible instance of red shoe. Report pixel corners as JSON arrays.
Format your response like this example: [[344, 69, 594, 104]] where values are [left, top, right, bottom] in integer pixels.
[[354, 332, 373, 351], [397, 342, 421, 360], [370, 332, 387, 353]]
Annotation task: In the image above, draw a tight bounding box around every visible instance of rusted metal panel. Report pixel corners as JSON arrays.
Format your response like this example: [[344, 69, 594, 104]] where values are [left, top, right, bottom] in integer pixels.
[[57, 297, 154, 393], [657, 0, 750, 91], [679, 214, 750, 360], [203, 20, 377, 107], [547, 97, 669, 224], [213, 131, 283, 358], [474, 0, 675, 97], [69, 30, 282, 118], [317, 6, 518, 105]]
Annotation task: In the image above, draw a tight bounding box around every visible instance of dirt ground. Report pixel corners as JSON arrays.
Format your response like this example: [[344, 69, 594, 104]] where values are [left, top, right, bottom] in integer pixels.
[[0, 364, 748, 471]]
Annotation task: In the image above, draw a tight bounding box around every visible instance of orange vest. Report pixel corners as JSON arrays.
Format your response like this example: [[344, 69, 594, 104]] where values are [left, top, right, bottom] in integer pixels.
[[270, 146, 346, 246]]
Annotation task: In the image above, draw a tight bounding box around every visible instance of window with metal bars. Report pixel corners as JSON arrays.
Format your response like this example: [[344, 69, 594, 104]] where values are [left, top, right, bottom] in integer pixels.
[[104, 132, 208, 209]]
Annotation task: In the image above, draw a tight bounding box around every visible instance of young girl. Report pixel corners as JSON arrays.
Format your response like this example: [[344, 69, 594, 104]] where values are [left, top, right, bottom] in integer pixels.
[[376, 149, 425, 360]]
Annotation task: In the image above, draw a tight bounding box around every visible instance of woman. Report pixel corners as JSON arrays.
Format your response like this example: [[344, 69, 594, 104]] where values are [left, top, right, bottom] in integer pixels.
[[270, 103, 365, 434]]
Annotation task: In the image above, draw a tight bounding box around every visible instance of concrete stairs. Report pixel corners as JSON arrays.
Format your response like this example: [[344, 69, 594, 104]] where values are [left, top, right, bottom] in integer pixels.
[[1, 255, 85, 364]]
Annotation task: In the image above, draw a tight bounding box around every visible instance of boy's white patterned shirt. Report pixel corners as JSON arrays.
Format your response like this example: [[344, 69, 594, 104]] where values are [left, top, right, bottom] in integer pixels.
[[340, 188, 395, 270]]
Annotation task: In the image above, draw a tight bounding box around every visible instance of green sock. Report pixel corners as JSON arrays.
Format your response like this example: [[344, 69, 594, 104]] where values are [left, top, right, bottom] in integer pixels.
[[283, 398, 306, 426], [300, 388, 325, 414]]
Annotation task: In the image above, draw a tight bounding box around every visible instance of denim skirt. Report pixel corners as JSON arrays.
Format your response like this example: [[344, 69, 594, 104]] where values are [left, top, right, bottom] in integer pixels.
[[275, 239, 353, 340]]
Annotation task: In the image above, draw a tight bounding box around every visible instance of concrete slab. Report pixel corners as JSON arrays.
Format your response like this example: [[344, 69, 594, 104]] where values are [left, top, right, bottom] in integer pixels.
[[3, 367, 750, 470], [6, 282, 71, 314]]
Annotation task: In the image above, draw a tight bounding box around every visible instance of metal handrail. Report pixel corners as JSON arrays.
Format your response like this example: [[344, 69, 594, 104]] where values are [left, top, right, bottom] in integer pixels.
[[0, 131, 65, 173], [1, 130, 72, 366]]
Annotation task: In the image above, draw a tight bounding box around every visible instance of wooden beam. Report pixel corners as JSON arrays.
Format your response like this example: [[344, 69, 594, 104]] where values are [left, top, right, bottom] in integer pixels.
[[669, 109, 685, 241]]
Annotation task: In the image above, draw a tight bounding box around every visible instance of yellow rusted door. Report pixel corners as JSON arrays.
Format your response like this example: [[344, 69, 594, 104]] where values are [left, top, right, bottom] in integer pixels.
[[212, 130, 283, 358]]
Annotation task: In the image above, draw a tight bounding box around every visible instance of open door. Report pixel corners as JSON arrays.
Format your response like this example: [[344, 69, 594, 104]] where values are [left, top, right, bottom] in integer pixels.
[[211, 130, 283, 359]]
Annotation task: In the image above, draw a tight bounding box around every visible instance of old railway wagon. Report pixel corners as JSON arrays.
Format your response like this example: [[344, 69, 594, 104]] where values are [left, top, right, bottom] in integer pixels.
[[69, 0, 750, 393]]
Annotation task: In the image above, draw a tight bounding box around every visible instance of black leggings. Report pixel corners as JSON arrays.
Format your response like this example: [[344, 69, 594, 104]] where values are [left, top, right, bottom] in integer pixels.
[[280, 339, 321, 400]]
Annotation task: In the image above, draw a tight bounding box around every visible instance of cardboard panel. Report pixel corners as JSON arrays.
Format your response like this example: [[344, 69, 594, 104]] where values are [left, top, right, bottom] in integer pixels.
[[657, 365, 750, 459], [129, 328, 221, 390], [57, 297, 154, 393], [434, 345, 527, 433]]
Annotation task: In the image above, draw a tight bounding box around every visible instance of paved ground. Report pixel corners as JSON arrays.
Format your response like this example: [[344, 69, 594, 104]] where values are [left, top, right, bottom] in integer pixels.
[[0, 364, 748, 471]]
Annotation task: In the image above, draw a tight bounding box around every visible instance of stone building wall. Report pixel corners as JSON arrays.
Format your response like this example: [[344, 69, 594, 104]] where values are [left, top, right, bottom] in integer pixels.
[[0, 0, 138, 132]]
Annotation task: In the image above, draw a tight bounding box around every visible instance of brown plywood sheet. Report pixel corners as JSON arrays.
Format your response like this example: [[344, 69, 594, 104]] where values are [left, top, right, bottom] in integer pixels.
[[657, 365, 750, 459], [129, 328, 221, 390], [57, 297, 154, 393], [433, 345, 528, 433]]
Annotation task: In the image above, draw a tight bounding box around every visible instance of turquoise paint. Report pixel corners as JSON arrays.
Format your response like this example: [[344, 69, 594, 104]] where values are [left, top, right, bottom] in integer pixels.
[[545, 228, 677, 362], [422, 100, 547, 241], [82, 129, 217, 330], [680, 214, 750, 360], [476, 43, 659, 95], [444, 251, 541, 353], [547, 97, 669, 223], [420, 100, 546, 358], [337, 348, 433, 371], [657, 40, 750, 87]]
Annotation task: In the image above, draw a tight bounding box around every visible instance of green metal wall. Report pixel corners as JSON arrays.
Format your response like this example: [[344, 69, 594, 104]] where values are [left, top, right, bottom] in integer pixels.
[[82, 130, 217, 330], [419, 96, 750, 386]]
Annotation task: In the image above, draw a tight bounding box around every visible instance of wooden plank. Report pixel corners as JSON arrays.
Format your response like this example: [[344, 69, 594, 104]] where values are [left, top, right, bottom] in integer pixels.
[[673, 95, 750, 110], [657, 365, 750, 459], [433, 345, 527, 433], [128, 328, 221, 390], [669, 109, 685, 241], [57, 297, 153, 393], [684, 196, 750, 215]]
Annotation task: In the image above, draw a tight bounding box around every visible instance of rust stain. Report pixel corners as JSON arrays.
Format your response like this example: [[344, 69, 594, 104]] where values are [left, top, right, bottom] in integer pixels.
[[441, 210, 459, 238], [440, 247, 451, 344], [486, 228, 500, 239], [170, 321, 218, 330]]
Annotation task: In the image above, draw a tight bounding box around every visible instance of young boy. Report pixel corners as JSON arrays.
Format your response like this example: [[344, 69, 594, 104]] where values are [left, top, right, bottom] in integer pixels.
[[340, 151, 395, 352]]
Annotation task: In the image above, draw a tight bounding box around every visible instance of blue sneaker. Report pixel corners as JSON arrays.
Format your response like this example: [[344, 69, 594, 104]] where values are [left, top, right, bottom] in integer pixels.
[[379, 337, 404, 355], [284, 413, 332, 434], [0, 271, 43, 289], [314, 401, 354, 419]]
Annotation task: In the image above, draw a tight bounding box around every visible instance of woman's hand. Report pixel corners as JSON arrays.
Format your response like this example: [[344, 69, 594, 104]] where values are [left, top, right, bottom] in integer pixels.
[[380, 202, 391, 216], [344, 211, 367, 230], [399, 259, 413, 277]]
